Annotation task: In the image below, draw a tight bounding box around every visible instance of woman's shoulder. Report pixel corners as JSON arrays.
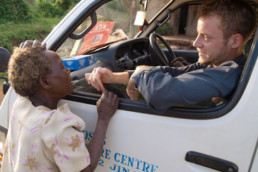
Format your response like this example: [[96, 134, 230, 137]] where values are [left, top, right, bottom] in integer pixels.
[[43, 103, 85, 132]]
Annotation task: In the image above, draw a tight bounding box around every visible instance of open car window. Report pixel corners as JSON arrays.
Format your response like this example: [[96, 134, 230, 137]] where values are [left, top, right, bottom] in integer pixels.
[[156, 4, 199, 50], [57, 1, 225, 109]]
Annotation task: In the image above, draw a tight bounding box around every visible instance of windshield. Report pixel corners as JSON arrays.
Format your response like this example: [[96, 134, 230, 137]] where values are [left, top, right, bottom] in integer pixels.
[[57, 0, 170, 59]]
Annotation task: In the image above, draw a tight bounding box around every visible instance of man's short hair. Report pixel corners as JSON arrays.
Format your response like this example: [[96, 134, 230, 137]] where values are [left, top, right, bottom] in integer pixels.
[[199, 0, 256, 43], [8, 47, 51, 97]]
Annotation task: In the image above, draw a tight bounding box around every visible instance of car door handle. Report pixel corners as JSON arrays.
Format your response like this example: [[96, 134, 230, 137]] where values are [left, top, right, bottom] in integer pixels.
[[185, 151, 238, 172]]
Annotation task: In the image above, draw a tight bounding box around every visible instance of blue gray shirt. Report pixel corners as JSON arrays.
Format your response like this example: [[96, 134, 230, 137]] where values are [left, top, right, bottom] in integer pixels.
[[132, 55, 246, 113]]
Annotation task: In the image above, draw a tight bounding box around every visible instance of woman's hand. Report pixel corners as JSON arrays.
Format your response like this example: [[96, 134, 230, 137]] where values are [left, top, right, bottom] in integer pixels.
[[97, 90, 119, 123]]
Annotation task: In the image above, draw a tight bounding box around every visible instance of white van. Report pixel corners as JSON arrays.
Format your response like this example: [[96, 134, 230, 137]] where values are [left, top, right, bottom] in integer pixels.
[[0, 0, 258, 171]]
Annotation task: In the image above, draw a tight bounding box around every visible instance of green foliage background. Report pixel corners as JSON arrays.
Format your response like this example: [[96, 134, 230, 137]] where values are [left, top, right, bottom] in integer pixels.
[[0, 0, 79, 53], [36, 0, 80, 17], [0, 0, 33, 24], [0, 18, 60, 52]]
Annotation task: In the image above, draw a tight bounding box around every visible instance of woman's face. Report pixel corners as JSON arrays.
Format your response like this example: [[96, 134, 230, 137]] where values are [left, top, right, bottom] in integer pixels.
[[44, 50, 73, 99]]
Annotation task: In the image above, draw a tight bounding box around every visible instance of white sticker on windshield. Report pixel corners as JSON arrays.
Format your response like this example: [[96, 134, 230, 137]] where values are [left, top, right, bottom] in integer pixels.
[[134, 11, 146, 26]]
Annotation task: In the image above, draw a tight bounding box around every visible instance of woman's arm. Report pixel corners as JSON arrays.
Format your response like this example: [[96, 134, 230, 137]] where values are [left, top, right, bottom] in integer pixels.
[[81, 90, 118, 172]]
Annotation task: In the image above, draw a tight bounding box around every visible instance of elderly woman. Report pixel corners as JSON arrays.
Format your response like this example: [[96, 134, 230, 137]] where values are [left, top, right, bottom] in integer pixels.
[[1, 41, 118, 172]]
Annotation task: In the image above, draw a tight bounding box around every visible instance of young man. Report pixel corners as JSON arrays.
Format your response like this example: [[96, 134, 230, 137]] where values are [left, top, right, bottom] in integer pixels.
[[85, 0, 256, 113]]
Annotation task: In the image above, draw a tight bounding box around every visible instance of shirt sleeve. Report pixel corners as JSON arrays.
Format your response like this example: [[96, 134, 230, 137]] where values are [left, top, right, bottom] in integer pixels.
[[41, 105, 90, 172], [132, 61, 242, 113], [160, 62, 207, 77]]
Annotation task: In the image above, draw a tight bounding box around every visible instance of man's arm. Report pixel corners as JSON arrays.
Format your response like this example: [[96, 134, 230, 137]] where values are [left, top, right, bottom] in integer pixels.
[[85, 67, 129, 91], [85, 66, 154, 93], [125, 64, 204, 100], [132, 62, 242, 113]]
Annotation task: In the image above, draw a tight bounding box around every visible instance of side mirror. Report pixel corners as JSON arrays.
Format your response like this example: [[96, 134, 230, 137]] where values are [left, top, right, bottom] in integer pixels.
[[0, 76, 10, 95], [0, 47, 10, 72], [0, 47, 10, 95]]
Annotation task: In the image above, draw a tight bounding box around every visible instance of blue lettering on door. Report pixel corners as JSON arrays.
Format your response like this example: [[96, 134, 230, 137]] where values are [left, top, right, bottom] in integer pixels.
[[83, 129, 159, 171]]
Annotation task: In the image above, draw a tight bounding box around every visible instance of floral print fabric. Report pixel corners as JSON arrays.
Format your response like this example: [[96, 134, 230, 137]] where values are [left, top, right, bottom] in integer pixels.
[[1, 96, 90, 172]]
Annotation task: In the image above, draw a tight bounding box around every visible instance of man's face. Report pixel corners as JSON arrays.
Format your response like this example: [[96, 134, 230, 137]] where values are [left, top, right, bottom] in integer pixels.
[[193, 16, 231, 66]]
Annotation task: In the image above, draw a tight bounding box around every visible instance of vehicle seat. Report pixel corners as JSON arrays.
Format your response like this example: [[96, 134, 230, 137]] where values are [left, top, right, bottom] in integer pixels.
[[245, 37, 254, 56]]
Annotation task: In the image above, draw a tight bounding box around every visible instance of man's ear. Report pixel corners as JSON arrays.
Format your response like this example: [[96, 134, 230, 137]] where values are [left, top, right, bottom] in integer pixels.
[[229, 33, 243, 48], [39, 75, 51, 89]]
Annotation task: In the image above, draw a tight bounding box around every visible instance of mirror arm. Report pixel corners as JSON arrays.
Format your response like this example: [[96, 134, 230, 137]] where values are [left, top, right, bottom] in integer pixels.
[[156, 10, 171, 26], [0, 76, 10, 95], [69, 12, 97, 40], [139, 0, 148, 11]]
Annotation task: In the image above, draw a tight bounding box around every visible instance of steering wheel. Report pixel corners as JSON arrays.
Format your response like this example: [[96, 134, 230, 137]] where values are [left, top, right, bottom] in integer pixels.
[[149, 33, 176, 66]]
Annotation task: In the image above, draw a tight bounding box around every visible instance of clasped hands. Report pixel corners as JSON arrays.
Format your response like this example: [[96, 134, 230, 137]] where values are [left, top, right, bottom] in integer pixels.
[[85, 65, 153, 100]]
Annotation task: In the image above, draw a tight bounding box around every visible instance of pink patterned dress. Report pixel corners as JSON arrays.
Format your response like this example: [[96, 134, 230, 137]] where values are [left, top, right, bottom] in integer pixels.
[[1, 96, 90, 172]]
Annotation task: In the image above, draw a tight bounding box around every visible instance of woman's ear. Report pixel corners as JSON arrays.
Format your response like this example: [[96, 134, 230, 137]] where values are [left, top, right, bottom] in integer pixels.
[[229, 33, 243, 49], [39, 75, 51, 89]]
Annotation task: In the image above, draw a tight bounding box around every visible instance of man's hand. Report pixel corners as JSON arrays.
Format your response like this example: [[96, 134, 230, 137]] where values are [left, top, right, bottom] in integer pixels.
[[126, 78, 139, 100], [126, 65, 153, 100], [170, 57, 189, 67], [85, 67, 113, 92], [19, 40, 46, 49]]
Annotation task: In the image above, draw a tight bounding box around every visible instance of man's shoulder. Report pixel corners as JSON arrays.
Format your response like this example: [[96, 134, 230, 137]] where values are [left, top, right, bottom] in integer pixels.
[[220, 55, 246, 69]]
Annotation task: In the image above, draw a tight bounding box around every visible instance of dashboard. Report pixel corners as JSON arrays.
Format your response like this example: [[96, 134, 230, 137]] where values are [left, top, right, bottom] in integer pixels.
[[112, 38, 152, 71]]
